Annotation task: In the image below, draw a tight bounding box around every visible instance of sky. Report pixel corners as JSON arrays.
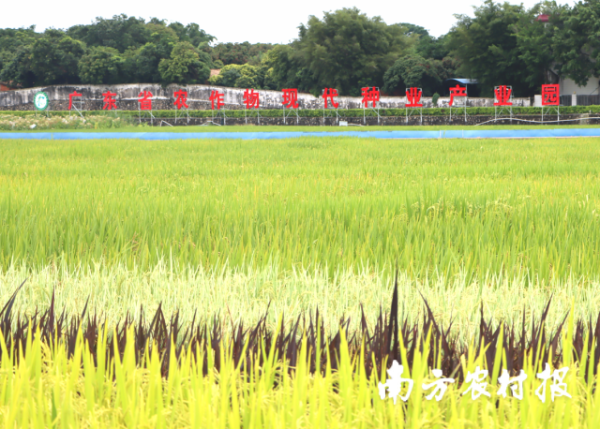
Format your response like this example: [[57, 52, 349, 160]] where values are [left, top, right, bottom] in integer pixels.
[[1, 0, 578, 44]]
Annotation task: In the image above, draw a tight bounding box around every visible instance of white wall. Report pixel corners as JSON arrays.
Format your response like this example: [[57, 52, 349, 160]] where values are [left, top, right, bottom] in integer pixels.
[[560, 76, 600, 96], [0, 84, 531, 110]]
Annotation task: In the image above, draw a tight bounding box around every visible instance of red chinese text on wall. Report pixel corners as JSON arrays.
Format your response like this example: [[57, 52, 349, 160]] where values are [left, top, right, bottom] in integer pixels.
[[449, 85, 467, 107], [405, 88, 423, 108], [68, 91, 82, 110], [323, 88, 339, 109], [244, 89, 260, 109], [361, 87, 380, 108], [542, 84, 559, 106], [210, 90, 225, 110], [282, 89, 299, 109], [174, 90, 189, 110], [494, 86, 512, 106], [102, 91, 117, 110], [138, 91, 153, 110]]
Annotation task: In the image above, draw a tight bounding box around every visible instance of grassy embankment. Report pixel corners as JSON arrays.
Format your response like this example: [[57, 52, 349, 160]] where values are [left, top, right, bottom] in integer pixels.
[[2, 106, 600, 131], [3, 104, 600, 118], [8, 124, 600, 132]]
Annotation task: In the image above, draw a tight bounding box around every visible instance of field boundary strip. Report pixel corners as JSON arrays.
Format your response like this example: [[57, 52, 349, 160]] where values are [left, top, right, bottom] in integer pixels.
[[2, 128, 600, 140]]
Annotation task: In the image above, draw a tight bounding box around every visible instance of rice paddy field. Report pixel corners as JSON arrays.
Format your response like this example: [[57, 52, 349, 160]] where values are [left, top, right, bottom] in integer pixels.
[[3, 134, 600, 427]]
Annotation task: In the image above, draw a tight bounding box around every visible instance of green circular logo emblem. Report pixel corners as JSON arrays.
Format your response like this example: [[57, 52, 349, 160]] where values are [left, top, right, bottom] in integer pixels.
[[33, 92, 49, 111]]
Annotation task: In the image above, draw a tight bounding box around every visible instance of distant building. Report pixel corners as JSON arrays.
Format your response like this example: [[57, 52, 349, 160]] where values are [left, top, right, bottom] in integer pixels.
[[0, 82, 13, 92], [443, 79, 480, 97], [536, 14, 600, 100]]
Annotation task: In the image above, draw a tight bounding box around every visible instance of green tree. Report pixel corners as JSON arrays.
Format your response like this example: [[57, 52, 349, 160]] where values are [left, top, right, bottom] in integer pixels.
[[122, 23, 180, 84], [419, 35, 451, 61], [145, 23, 179, 55], [0, 50, 10, 76], [0, 45, 35, 87], [396, 23, 452, 61], [551, 0, 600, 86], [209, 64, 260, 88], [168, 22, 214, 47], [123, 43, 162, 83], [260, 44, 301, 90], [210, 42, 273, 65], [29, 29, 85, 85], [0, 19, 218, 89], [67, 15, 151, 53], [236, 64, 259, 88], [78, 46, 123, 84], [513, 1, 561, 90], [210, 64, 241, 87], [158, 41, 210, 84], [295, 8, 413, 95], [0, 26, 40, 74], [383, 55, 448, 96], [398, 23, 430, 38], [448, 0, 535, 96]]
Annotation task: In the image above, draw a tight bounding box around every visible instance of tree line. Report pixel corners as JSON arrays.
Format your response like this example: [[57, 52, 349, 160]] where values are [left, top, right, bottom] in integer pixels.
[[1, 1, 600, 97]]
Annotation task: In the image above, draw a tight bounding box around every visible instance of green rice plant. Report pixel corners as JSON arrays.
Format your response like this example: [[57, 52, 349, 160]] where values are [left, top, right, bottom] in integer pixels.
[[1, 137, 600, 283]]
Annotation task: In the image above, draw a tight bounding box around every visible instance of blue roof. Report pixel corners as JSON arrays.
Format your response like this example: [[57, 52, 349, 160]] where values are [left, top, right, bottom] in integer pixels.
[[445, 78, 479, 84]]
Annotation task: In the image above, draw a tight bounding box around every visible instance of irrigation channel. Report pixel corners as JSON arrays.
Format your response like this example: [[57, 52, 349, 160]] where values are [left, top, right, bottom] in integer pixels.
[[2, 128, 600, 140]]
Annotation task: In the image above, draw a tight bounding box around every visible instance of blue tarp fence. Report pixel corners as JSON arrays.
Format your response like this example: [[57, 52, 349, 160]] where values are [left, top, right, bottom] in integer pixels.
[[2, 129, 600, 140]]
